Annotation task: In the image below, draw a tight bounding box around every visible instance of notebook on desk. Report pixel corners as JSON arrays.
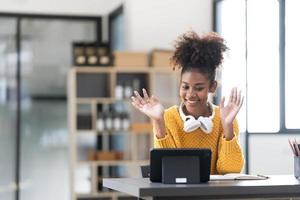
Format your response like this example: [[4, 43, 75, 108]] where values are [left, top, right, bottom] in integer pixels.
[[210, 173, 269, 181]]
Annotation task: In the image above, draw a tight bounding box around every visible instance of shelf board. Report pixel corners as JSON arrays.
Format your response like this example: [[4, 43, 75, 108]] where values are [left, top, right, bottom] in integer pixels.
[[72, 66, 150, 73], [78, 160, 149, 166], [76, 98, 128, 104], [72, 66, 113, 73], [76, 97, 114, 104], [114, 66, 151, 73], [77, 191, 131, 198], [96, 131, 151, 135], [150, 66, 175, 72], [76, 97, 178, 105], [71, 66, 176, 73], [76, 130, 152, 135], [76, 130, 97, 134]]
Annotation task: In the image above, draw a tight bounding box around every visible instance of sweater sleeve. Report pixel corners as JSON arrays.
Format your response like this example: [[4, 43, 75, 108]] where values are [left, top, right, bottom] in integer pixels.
[[154, 130, 177, 148], [153, 109, 177, 148], [216, 119, 245, 174]]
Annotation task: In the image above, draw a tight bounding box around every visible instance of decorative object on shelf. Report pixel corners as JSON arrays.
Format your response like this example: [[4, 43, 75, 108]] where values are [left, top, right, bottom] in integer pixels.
[[96, 112, 105, 132], [112, 112, 122, 131], [73, 42, 86, 66], [85, 44, 98, 66], [96, 151, 124, 160], [104, 112, 113, 131], [87, 150, 124, 161], [120, 112, 130, 131], [124, 81, 133, 99], [97, 43, 111, 66], [115, 82, 124, 100], [96, 110, 130, 132], [116, 73, 148, 100], [73, 42, 112, 67]]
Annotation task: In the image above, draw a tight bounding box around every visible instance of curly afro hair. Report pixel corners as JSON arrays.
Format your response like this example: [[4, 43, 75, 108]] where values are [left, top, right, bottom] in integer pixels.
[[171, 31, 228, 83]]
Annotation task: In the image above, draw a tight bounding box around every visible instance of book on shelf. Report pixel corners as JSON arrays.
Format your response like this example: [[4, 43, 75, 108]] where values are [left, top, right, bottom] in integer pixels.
[[210, 173, 269, 181]]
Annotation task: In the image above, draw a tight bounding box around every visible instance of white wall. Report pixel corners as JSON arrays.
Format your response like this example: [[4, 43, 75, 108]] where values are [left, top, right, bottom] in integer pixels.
[[0, 0, 213, 51], [0, 0, 123, 16], [124, 0, 213, 51], [249, 134, 300, 175]]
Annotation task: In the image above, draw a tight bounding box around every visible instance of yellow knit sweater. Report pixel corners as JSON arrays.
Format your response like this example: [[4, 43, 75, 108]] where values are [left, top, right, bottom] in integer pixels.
[[154, 105, 244, 175]]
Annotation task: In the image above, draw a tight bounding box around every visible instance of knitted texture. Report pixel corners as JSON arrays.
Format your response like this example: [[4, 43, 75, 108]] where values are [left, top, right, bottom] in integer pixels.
[[154, 105, 244, 174]]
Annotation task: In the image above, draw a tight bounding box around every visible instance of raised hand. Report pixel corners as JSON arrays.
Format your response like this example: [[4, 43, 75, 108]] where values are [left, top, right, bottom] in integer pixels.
[[131, 88, 165, 121], [220, 87, 244, 139]]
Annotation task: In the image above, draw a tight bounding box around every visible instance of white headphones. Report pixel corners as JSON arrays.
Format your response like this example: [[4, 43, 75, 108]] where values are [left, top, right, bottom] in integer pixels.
[[178, 102, 215, 134]]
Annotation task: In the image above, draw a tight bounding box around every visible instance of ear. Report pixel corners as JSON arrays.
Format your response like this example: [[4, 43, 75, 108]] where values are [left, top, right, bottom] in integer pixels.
[[209, 81, 218, 93]]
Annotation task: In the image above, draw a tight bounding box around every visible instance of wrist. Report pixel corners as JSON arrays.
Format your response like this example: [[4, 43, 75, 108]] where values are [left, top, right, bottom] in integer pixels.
[[151, 117, 166, 139], [151, 117, 164, 124], [223, 123, 234, 141]]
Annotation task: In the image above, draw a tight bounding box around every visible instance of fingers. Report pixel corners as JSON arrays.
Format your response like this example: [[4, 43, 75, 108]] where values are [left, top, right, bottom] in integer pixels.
[[131, 96, 143, 107], [236, 89, 242, 105], [133, 90, 145, 104], [229, 87, 234, 102], [131, 89, 152, 107], [229, 87, 244, 106], [142, 88, 150, 101], [131, 96, 143, 110], [231, 87, 237, 103], [239, 95, 244, 108], [220, 96, 225, 109]]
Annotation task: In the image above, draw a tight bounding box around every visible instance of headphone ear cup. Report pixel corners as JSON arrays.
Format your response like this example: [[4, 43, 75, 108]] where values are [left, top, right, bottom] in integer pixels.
[[183, 117, 198, 132], [198, 116, 213, 134]]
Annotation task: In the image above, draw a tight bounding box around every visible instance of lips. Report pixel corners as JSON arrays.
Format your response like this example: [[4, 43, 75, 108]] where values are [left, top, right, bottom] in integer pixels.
[[185, 99, 199, 106]]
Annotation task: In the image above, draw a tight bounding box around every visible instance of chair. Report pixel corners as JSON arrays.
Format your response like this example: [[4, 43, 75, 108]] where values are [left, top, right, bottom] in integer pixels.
[[140, 165, 150, 178]]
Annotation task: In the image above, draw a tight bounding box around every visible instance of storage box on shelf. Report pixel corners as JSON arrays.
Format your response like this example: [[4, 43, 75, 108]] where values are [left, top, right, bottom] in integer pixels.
[[113, 51, 149, 67], [150, 49, 174, 67], [68, 66, 179, 200]]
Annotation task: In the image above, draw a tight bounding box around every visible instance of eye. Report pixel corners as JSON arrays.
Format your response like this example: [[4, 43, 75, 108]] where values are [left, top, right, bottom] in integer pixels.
[[194, 86, 204, 91], [181, 85, 189, 90]]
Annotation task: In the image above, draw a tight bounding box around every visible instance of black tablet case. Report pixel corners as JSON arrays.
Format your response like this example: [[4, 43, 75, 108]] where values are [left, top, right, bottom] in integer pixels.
[[150, 148, 211, 183], [162, 156, 200, 184]]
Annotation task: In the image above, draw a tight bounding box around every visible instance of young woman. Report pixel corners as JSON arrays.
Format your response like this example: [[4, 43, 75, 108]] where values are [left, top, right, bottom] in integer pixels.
[[131, 31, 244, 174]]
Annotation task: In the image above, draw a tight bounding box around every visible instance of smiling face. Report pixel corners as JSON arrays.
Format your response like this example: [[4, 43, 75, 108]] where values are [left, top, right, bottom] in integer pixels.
[[179, 69, 217, 117]]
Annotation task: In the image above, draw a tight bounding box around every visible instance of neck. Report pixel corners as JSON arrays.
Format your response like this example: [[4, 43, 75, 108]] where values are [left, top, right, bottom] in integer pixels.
[[182, 102, 211, 118]]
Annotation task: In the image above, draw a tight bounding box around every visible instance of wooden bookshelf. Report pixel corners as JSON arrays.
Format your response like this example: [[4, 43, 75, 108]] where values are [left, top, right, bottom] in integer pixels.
[[68, 66, 179, 200]]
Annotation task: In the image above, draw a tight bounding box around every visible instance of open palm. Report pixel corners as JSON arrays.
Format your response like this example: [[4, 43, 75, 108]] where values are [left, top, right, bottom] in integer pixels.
[[220, 87, 244, 126], [131, 88, 164, 121]]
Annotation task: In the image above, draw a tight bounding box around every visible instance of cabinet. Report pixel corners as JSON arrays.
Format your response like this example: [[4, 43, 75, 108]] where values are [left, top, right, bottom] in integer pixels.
[[68, 66, 179, 200]]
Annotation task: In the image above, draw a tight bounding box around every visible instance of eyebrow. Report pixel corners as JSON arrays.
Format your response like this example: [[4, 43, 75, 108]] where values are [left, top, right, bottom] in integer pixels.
[[181, 81, 205, 86]]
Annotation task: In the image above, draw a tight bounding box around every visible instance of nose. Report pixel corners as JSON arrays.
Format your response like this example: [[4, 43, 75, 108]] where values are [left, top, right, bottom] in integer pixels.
[[187, 88, 196, 98]]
